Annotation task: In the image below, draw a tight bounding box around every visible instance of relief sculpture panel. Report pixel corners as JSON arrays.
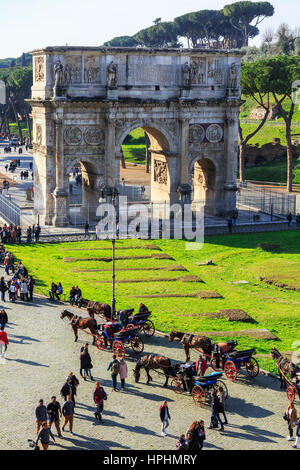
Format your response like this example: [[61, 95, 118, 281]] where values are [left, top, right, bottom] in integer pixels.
[[153, 160, 168, 185]]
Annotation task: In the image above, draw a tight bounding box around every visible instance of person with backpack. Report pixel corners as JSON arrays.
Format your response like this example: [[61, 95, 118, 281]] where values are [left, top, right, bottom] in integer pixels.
[[107, 355, 120, 391], [93, 381, 107, 423], [208, 391, 224, 431], [159, 400, 171, 437]]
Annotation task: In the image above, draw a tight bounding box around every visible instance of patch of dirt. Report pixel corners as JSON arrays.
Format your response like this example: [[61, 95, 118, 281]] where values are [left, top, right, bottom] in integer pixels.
[[259, 277, 300, 291], [219, 309, 255, 322], [95, 275, 203, 284], [60, 244, 160, 251], [71, 265, 187, 273], [129, 291, 221, 299], [64, 253, 173, 262]]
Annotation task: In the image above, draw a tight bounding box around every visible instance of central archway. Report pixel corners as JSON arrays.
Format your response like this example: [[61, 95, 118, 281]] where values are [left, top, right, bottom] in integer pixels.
[[116, 122, 177, 203]]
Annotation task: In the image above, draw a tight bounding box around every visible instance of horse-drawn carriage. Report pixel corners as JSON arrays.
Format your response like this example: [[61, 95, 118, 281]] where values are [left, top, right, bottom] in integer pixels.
[[212, 348, 259, 382], [118, 308, 155, 337], [171, 366, 228, 407], [95, 323, 144, 360]]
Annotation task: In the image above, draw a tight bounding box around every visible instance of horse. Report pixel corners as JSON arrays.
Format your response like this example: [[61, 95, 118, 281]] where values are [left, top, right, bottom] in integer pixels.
[[60, 309, 99, 345], [271, 348, 300, 389], [169, 330, 212, 362], [86, 301, 112, 320], [133, 354, 175, 387]]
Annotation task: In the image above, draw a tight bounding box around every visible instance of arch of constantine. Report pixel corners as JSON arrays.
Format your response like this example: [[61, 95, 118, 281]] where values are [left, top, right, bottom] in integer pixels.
[[29, 46, 242, 226]]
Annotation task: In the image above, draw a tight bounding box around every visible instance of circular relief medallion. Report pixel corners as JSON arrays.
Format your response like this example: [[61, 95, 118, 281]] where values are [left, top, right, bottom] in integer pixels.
[[64, 126, 83, 145], [189, 124, 205, 144], [206, 124, 223, 143], [84, 127, 104, 145]]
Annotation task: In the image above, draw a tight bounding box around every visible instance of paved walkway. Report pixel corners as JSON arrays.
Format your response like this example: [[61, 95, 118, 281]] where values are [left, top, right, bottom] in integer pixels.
[[0, 275, 296, 450]]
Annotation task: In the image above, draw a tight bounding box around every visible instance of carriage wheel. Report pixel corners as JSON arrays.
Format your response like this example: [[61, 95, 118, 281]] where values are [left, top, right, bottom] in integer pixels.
[[126, 324, 135, 330], [113, 340, 125, 360], [213, 380, 228, 400], [192, 385, 206, 407], [224, 360, 237, 381], [130, 335, 144, 355], [171, 377, 185, 394], [210, 358, 222, 371], [143, 320, 155, 337], [95, 335, 106, 351], [287, 386, 296, 403], [245, 357, 259, 378]]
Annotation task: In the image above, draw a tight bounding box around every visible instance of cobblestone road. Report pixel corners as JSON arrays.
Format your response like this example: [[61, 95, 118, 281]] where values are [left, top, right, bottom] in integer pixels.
[[0, 283, 296, 451]]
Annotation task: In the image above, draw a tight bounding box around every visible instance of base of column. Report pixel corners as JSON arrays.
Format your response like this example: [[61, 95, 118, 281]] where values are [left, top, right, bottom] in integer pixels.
[[53, 188, 69, 227]]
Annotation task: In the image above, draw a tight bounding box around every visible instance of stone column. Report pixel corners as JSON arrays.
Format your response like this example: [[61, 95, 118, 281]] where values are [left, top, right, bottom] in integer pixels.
[[179, 118, 190, 184], [223, 105, 239, 215], [105, 118, 116, 187], [53, 111, 69, 226]]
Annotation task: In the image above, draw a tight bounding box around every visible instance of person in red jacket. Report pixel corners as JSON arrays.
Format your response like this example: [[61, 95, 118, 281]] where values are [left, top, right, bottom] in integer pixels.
[[196, 356, 208, 377], [0, 326, 9, 361], [93, 381, 107, 424]]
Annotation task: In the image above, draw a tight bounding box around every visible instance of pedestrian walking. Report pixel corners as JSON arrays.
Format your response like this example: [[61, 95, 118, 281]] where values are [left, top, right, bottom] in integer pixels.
[[227, 217, 233, 233], [208, 390, 224, 431], [119, 358, 128, 391], [84, 221, 89, 235], [285, 402, 298, 441], [217, 386, 228, 425], [287, 212, 293, 227], [0, 326, 9, 362], [47, 396, 62, 437], [60, 377, 73, 402], [80, 344, 93, 381], [107, 354, 120, 391], [198, 420, 206, 450], [62, 395, 75, 435], [35, 421, 56, 450], [93, 381, 107, 424], [0, 309, 8, 329], [0, 277, 8, 302], [159, 400, 171, 436], [35, 399, 48, 435], [20, 279, 29, 301], [28, 276, 35, 301]]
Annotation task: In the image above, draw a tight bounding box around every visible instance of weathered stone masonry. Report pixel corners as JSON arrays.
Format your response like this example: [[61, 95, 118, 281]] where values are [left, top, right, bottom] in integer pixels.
[[28, 47, 242, 226]]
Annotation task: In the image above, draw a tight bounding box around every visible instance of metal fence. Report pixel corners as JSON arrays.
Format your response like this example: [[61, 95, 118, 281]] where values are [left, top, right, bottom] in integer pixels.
[[0, 193, 21, 225], [237, 185, 297, 217]]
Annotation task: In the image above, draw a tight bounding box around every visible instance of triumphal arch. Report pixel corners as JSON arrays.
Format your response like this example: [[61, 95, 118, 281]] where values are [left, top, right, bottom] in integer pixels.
[[29, 46, 242, 226]]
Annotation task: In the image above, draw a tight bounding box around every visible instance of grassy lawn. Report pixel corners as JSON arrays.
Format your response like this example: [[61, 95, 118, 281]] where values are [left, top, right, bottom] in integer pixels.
[[245, 156, 300, 183], [6, 231, 300, 359]]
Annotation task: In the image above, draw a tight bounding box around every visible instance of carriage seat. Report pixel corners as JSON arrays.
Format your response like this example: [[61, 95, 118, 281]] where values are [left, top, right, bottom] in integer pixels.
[[228, 348, 256, 359], [115, 327, 139, 338], [194, 372, 222, 381]]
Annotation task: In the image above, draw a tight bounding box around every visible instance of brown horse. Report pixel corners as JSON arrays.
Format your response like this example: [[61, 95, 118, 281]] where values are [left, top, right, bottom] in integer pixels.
[[271, 348, 300, 389], [60, 309, 98, 344], [169, 330, 212, 362], [86, 301, 112, 320], [133, 354, 175, 387]]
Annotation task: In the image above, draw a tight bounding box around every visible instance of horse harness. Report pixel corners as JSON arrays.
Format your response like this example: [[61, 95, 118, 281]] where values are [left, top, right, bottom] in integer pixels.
[[185, 334, 194, 347], [71, 315, 82, 327]]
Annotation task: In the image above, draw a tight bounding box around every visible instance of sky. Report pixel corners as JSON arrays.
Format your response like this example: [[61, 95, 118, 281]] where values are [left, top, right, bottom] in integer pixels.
[[0, 0, 300, 58]]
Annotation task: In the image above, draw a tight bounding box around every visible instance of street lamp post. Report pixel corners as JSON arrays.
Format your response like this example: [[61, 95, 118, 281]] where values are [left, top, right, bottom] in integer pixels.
[[111, 238, 116, 318]]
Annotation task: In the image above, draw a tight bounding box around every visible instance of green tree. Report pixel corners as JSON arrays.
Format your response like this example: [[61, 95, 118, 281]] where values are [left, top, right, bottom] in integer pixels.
[[223, 1, 274, 46], [259, 55, 300, 191], [134, 22, 179, 48], [239, 60, 271, 182], [103, 36, 139, 47]]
